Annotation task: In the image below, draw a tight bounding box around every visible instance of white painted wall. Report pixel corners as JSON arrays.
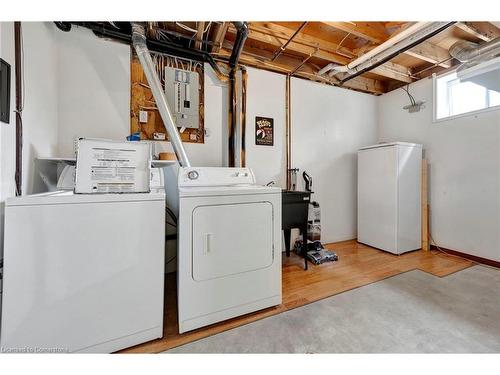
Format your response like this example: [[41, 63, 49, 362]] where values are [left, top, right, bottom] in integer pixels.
[[291, 78, 378, 243], [56, 27, 130, 157], [22, 22, 59, 194], [245, 67, 286, 186], [378, 77, 500, 262]]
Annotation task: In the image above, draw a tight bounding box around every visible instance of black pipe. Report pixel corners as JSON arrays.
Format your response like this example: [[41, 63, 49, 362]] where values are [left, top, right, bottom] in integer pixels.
[[227, 22, 249, 167], [54, 22, 223, 72], [54, 22, 72, 32], [340, 22, 456, 85], [228, 22, 249, 71], [14, 22, 23, 196]]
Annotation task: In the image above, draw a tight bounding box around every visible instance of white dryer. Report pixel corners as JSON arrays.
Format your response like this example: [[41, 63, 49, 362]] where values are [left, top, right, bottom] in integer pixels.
[[176, 167, 282, 333]]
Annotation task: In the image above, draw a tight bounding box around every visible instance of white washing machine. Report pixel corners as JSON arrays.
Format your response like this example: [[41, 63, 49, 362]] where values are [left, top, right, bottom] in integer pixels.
[[0, 190, 165, 353], [176, 167, 282, 333]]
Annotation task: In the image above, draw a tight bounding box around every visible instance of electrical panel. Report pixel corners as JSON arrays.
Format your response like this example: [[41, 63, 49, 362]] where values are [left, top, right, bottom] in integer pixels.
[[165, 67, 200, 129]]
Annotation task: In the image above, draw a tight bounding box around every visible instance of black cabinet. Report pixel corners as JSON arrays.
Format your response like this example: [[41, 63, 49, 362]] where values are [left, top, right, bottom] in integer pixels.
[[282, 190, 311, 270]]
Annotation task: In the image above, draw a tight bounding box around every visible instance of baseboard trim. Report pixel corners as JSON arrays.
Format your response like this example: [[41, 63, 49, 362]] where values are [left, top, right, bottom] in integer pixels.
[[430, 245, 500, 269]]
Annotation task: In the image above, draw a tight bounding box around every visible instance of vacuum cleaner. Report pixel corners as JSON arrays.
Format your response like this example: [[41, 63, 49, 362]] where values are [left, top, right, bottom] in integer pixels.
[[294, 171, 338, 265]]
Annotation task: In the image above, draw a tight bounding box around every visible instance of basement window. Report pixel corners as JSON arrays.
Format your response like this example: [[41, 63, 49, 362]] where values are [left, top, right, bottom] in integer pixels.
[[434, 71, 500, 121]]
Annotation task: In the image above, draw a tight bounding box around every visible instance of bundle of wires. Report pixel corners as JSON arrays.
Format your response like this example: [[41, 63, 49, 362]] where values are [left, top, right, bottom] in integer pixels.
[[401, 84, 416, 106]]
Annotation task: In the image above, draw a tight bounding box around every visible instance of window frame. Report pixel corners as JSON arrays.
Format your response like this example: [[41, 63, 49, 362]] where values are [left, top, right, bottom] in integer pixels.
[[432, 71, 500, 123]]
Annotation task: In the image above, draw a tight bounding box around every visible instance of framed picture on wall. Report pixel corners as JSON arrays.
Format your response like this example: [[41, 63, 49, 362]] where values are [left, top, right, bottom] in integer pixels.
[[255, 116, 274, 146]]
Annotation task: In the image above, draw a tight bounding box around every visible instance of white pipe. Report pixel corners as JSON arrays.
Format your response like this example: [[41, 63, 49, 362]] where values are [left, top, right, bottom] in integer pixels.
[[131, 23, 191, 168], [349, 22, 428, 69], [319, 22, 449, 77]]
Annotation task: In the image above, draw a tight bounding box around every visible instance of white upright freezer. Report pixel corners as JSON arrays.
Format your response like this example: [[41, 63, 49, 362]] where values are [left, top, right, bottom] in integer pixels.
[[0, 190, 165, 353], [357, 142, 422, 254]]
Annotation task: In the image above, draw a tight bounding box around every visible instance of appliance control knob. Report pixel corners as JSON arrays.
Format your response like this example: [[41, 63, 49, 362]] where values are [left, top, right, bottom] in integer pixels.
[[187, 170, 199, 180]]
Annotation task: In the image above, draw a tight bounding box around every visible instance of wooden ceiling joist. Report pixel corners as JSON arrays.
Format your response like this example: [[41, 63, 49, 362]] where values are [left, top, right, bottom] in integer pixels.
[[405, 41, 452, 68], [271, 21, 308, 61], [247, 23, 357, 59], [217, 45, 386, 95], [155, 21, 500, 94], [195, 22, 205, 50], [211, 22, 229, 53], [371, 61, 414, 83], [455, 22, 500, 42], [230, 24, 414, 84], [322, 21, 389, 44], [324, 21, 452, 69]]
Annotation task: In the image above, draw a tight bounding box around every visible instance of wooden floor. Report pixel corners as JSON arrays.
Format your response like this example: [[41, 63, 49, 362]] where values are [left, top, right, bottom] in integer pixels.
[[120, 240, 472, 353]]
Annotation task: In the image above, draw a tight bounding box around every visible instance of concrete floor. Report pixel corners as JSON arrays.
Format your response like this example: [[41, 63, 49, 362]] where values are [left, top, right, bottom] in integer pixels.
[[166, 265, 500, 353]]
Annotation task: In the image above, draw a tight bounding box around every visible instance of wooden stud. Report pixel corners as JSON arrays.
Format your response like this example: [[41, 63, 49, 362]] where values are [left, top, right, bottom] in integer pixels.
[[421, 159, 429, 252], [195, 22, 205, 50]]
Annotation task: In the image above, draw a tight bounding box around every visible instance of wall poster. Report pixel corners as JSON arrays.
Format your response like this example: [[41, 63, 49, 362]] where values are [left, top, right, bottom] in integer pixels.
[[255, 116, 274, 146]]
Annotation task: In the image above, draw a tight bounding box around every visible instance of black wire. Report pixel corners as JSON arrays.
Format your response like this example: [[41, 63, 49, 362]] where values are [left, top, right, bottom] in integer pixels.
[[402, 85, 416, 106], [165, 255, 177, 265], [165, 206, 177, 224], [407, 85, 416, 105]]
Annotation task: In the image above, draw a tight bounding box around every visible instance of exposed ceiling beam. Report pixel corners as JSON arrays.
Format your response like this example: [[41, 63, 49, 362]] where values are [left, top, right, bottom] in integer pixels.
[[455, 22, 500, 42], [211, 22, 229, 53], [405, 41, 452, 68], [249, 23, 356, 59], [323, 21, 452, 68], [384, 22, 407, 29], [271, 21, 308, 61], [322, 21, 389, 44], [195, 22, 205, 50], [217, 45, 386, 94], [371, 61, 413, 83], [236, 26, 350, 64], [230, 24, 414, 83]]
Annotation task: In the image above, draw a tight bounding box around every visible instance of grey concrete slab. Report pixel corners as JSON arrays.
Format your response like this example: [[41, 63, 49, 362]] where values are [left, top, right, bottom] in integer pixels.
[[166, 266, 500, 353]]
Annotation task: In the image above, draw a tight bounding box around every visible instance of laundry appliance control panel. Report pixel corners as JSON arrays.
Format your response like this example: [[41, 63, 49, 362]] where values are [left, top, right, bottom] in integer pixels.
[[178, 167, 256, 187]]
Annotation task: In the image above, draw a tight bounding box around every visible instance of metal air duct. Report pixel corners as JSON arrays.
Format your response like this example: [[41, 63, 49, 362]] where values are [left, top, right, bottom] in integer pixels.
[[449, 37, 500, 63]]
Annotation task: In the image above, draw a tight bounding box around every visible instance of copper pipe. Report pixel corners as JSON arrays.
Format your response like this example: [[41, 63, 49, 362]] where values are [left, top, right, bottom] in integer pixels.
[[289, 48, 318, 76], [271, 22, 308, 61], [240, 67, 248, 167]]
